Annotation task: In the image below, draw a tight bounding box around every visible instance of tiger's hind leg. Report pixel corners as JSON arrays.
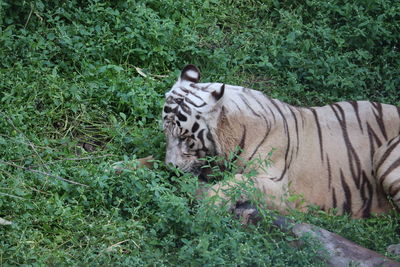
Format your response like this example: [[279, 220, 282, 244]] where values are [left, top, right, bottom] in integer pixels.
[[373, 135, 400, 256], [373, 135, 400, 211]]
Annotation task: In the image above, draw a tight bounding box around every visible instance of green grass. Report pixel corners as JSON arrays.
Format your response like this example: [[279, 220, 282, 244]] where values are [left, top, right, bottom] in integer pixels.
[[1, 0, 399, 265]]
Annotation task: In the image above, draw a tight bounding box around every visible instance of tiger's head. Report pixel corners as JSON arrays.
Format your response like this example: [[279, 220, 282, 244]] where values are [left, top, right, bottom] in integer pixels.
[[162, 65, 225, 177]]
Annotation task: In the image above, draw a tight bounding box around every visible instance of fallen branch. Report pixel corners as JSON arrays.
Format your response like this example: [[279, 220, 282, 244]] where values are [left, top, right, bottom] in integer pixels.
[[0, 160, 88, 187], [234, 203, 399, 267], [290, 223, 399, 266]]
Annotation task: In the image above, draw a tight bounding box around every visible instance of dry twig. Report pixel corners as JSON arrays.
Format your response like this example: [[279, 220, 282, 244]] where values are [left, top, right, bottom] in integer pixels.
[[105, 240, 129, 252]]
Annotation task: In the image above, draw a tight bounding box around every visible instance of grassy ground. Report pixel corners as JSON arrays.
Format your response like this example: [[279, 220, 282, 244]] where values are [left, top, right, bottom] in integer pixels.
[[1, 0, 399, 265]]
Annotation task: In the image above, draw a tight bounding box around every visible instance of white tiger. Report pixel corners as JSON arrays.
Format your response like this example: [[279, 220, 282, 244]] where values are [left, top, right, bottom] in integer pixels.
[[162, 65, 400, 218]]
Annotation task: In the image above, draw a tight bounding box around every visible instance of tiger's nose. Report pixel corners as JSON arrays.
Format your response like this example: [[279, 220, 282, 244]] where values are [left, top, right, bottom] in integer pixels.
[[165, 154, 176, 167], [165, 159, 175, 167]]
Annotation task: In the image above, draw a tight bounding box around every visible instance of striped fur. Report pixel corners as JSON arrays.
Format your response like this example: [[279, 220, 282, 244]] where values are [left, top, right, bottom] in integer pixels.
[[163, 65, 400, 218]]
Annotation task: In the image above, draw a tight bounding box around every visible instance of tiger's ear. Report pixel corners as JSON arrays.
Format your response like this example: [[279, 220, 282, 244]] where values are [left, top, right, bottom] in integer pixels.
[[211, 84, 225, 102], [180, 64, 200, 83], [202, 84, 225, 112]]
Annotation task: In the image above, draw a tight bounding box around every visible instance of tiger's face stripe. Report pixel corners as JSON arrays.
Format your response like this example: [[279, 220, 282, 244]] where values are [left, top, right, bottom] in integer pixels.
[[163, 65, 400, 218], [191, 122, 199, 133]]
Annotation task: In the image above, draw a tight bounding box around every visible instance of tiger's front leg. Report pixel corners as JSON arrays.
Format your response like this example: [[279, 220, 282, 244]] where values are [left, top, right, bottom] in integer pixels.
[[202, 174, 249, 210], [203, 172, 291, 214]]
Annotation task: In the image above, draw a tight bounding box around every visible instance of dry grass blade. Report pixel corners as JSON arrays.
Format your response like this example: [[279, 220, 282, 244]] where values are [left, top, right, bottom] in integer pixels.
[[1, 112, 51, 172], [31, 154, 115, 168], [134, 66, 147, 78], [0, 160, 89, 187], [0, 192, 25, 200], [0, 217, 12, 225]]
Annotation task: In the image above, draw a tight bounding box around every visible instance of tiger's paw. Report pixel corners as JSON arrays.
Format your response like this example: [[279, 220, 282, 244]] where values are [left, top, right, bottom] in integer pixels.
[[387, 243, 400, 255], [233, 202, 262, 225]]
